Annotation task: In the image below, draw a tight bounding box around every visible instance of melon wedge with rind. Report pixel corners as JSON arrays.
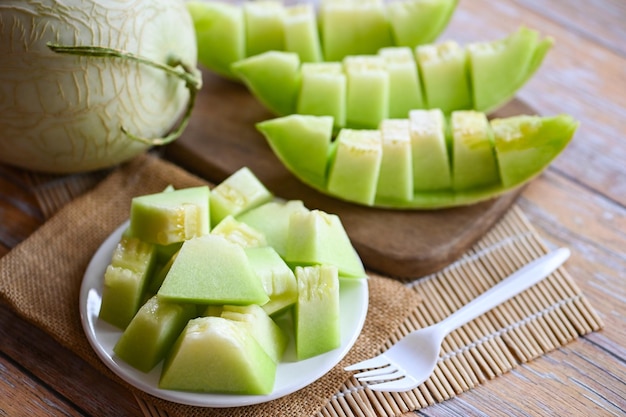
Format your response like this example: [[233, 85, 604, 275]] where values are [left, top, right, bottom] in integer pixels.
[[157, 234, 269, 306], [376, 119, 414, 202], [451, 111, 500, 190], [378, 47, 425, 118], [113, 296, 196, 373], [296, 63, 347, 129], [231, 51, 301, 116], [344, 55, 390, 128], [285, 209, 366, 278], [386, 0, 458, 47], [319, 0, 393, 62], [257, 114, 334, 190], [469, 26, 554, 113], [284, 3, 323, 63], [243, 1, 285, 58], [327, 128, 383, 206], [159, 316, 276, 394], [416, 40, 472, 113], [186, 1, 244, 80], [294, 265, 341, 360]]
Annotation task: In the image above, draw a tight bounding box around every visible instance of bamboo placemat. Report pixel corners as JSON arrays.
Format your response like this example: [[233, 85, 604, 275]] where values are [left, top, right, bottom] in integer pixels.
[[26, 168, 603, 417]]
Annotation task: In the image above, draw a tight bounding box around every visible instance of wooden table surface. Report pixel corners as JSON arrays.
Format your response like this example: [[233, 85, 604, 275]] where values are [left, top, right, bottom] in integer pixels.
[[1, 0, 624, 416]]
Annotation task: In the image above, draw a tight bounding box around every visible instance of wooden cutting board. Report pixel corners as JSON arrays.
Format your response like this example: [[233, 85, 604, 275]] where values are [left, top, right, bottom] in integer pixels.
[[165, 70, 534, 279]]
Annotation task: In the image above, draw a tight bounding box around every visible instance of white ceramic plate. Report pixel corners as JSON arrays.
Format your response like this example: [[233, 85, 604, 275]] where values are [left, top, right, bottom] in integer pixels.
[[79, 221, 369, 408]]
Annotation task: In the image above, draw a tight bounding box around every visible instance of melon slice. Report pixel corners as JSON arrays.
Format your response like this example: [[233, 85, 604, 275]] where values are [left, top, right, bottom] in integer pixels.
[[409, 109, 452, 191], [327, 128, 383, 205], [99, 236, 156, 329], [243, 1, 285, 58], [343, 55, 389, 128], [319, 0, 393, 62], [257, 114, 334, 189], [376, 119, 413, 202], [159, 316, 276, 394], [493, 114, 578, 188], [186, 1, 244, 80], [378, 47, 424, 118], [237, 199, 310, 257], [283, 3, 323, 63], [469, 26, 554, 112], [231, 51, 301, 116], [416, 40, 471, 113], [210, 167, 273, 225], [451, 111, 500, 190], [211, 215, 267, 248], [386, 0, 458, 47], [285, 209, 366, 278], [129, 186, 210, 246], [296, 63, 347, 129], [294, 265, 341, 360], [157, 234, 269, 305], [245, 246, 298, 316], [113, 296, 196, 373]]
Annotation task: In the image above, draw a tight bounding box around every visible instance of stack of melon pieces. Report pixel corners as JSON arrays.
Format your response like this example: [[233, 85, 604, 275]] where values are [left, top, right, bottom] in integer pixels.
[[98, 167, 366, 395]]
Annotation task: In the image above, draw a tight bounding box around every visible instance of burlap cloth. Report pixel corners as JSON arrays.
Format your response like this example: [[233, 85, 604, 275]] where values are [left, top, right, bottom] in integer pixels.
[[0, 154, 422, 417]]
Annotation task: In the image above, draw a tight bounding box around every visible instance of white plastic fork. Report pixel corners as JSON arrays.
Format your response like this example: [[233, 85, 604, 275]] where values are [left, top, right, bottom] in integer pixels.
[[345, 247, 571, 392]]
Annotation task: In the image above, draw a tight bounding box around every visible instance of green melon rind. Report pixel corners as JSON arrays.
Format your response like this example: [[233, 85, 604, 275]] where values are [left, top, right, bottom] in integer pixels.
[[256, 113, 578, 209], [386, 0, 459, 47]]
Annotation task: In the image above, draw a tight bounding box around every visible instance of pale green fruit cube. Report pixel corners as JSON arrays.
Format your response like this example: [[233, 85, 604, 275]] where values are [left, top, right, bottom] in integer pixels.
[[327, 128, 383, 205], [296, 63, 347, 129], [344, 55, 389, 128], [113, 296, 196, 373], [186, 1, 245, 79], [416, 41, 471, 113], [160, 316, 276, 394], [221, 304, 288, 363], [99, 236, 156, 329], [245, 246, 298, 316], [294, 265, 340, 360], [211, 215, 267, 248], [243, 1, 285, 57], [386, 0, 458, 47], [210, 167, 273, 225], [376, 119, 414, 202], [451, 111, 500, 190], [157, 234, 269, 305], [320, 0, 393, 61], [237, 199, 309, 257], [378, 47, 424, 118], [286, 209, 366, 278], [409, 109, 452, 191], [129, 186, 211, 246], [284, 3, 323, 63]]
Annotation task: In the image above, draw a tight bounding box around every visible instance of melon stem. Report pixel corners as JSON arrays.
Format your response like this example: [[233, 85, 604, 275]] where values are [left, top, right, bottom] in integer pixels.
[[46, 42, 202, 146]]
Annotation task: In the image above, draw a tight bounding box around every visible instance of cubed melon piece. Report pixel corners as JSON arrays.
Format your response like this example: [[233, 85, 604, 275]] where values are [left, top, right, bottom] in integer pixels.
[[210, 167, 273, 225], [294, 265, 340, 360], [129, 186, 210, 246], [285, 209, 366, 278], [99, 236, 156, 329], [113, 296, 196, 373], [243, 1, 285, 57], [378, 46, 424, 118], [327, 128, 383, 205], [344, 55, 389, 128], [159, 316, 276, 394], [296, 63, 347, 129], [451, 111, 500, 190], [376, 119, 413, 202], [237, 199, 309, 257], [245, 246, 298, 315], [221, 304, 288, 363], [157, 234, 269, 305], [416, 41, 471, 113], [211, 215, 267, 248], [409, 109, 452, 191], [283, 3, 323, 63]]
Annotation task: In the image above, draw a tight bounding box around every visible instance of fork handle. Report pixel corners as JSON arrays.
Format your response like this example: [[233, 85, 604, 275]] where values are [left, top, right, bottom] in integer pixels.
[[437, 248, 571, 335]]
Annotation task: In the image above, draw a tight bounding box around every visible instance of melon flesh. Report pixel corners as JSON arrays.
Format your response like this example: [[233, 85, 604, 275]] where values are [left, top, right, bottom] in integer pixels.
[[284, 3, 323, 63], [378, 47, 424, 118], [409, 109, 452, 191], [376, 119, 413, 202], [296, 63, 347, 129], [344, 55, 389, 128], [243, 1, 285, 57], [387, 0, 458, 47], [211, 215, 267, 248]]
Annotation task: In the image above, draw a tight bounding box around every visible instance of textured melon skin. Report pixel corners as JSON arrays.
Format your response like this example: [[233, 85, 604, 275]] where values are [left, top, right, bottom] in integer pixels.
[[257, 113, 578, 209]]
